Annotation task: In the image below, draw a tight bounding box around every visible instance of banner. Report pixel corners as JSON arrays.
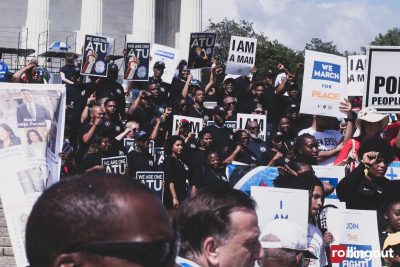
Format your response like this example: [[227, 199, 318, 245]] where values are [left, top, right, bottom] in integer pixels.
[[172, 115, 204, 136], [123, 138, 155, 156], [101, 156, 127, 175], [229, 165, 278, 195], [81, 34, 109, 77], [300, 50, 348, 117], [154, 147, 165, 166], [327, 208, 381, 267], [313, 165, 346, 206], [207, 120, 237, 129], [149, 44, 179, 84], [124, 43, 150, 81], [187, 32, 216, 69], [363, 46, 400, 113], [225, 36, 257, 77], [236, 113, 267, 141], [251, 186, 309, 239], [347, 55, 366, 96], [0, 83, 65, 267], [136, 171, 164, 200]]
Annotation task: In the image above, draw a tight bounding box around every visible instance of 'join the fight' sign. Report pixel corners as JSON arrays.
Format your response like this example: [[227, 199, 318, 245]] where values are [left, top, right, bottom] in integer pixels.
[[300, 50, 347, 118], [363, 46, 400, 113]]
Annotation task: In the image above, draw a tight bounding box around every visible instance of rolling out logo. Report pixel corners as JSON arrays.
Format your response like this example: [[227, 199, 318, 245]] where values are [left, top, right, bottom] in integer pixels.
[[312, 61, 341, 83], [330, 244, 394, 266]]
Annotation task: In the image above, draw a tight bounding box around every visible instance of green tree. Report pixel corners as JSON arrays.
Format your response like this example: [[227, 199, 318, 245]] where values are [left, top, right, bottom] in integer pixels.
[[205, 18, 304, 82], [305, 38, 342, 56], [361, 27, 400, 53]]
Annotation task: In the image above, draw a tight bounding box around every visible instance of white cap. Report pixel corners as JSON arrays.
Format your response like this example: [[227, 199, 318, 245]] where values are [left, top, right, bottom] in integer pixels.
[[260, 219, 317, 259]]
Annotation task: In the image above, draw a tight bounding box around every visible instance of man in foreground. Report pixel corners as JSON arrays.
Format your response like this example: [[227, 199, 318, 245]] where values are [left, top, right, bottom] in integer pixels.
[[25, 173, 176, 267], [176, 186, 264, 267]]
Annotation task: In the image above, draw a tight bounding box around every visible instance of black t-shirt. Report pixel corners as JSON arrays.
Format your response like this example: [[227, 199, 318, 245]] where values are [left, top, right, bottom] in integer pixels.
[[81, 150, 116, 171], [127, 107, 156, 133], [101, 117, 123, 140], [192, 165, 229, 189], [201, 124, 233, 153], [224, 146, 259, 165], [127, 150, 157, 177], [60, 64, 76, 82], [170, 78, 186, 105], [186, 105, 210, 121], [184, 148, 208, 175], [149, 76, 170, 104], [77, 122, 105, 162], [260, 149, 285, 166], [163, 155, 189, 208]]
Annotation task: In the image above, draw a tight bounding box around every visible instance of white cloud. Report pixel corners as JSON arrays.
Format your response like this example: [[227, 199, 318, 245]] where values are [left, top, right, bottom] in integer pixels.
[[203, 0, 400, 53]]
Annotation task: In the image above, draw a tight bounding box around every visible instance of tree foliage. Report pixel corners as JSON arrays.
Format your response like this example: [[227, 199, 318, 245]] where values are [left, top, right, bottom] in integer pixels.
[[361, 27, 400, 53], [305, 38, 343, 56], [205, 18, 304, 82]]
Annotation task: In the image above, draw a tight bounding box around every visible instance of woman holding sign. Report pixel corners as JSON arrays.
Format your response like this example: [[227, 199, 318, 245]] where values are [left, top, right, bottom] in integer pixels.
[[163, 135, 189, 214], [334, 107, 388, 170]]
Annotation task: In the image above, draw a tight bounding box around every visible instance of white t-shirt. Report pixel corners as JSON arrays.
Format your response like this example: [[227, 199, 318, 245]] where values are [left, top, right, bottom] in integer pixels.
[[307, 223, 328, 267], [298, 127, 343, 166]]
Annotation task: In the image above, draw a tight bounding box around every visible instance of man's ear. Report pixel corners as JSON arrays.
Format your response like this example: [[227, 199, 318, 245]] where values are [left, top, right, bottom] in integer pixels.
[[51, 253, 84, 267], [203, 236, 220, 266]]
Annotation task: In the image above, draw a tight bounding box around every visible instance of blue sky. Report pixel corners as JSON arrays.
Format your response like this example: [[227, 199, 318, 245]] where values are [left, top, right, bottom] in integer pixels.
[[202, 0, 400, 53]]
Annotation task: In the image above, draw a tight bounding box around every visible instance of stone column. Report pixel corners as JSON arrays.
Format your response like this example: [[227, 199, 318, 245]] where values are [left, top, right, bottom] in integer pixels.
[[178, 0, 202, 78], [24, 0, 50, 55], [76, 0, 103, 53], [127, 0, 156, 43]]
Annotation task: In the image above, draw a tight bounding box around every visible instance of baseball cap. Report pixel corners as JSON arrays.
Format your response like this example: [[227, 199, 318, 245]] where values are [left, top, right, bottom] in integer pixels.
[[154, 61, 166, 69], [133, 130, 149, 140], [212, 105, 226, 116], [271, 131, 284, 140], [260, 219, 318, 259], [287, 104, 299, 113], [265, 69, 274, 79]]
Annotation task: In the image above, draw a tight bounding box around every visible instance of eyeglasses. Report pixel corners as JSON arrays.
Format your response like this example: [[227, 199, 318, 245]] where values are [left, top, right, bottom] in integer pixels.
[[254, 110, 264, 114], [63, 238, 176, 267]]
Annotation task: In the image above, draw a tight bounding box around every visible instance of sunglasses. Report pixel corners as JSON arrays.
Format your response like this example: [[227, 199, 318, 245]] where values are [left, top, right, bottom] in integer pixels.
[[63, 238, 176, 267]]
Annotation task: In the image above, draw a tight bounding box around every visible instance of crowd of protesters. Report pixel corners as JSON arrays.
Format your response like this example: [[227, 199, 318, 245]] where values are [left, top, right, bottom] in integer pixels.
[[6, 52, 400, 267]]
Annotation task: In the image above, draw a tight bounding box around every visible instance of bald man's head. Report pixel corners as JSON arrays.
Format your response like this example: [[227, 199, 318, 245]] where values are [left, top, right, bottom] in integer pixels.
[[26, 173, 175, 267]]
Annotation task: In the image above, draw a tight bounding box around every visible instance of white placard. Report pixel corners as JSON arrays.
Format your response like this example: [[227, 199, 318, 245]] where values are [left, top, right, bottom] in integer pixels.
[[300, 50, 348, 117], [363, 46, 400, 113], [327, 208, 381, 267], [251, 186, 309, 238], [225, 36, 257, 77], [172, 115, 204, 135], [236, 113, 267, 141], [347, 55, 366, 96], [149, 44, 179, 84]]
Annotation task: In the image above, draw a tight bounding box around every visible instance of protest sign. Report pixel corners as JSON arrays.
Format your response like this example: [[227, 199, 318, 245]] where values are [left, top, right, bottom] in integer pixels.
[[207, 120, 237, 129], [327, 208, 381, 267], [102, 156, 127, 175], [123, 138, 155, 156], [136, 171, 164, 200], [301, 50, 347, 118], [236, 113, 267, 141], [225, 36, 257, 76], [154, 147, 165, 166], [230, 165, 278, 195], [81, 34, 109, 77], [172, 115, 204, 135], [0, 83, 65, 267], [363, 46, 400, 113], [347, 55, 366, 96], [124, 43, 150, 81], [313, 165, 346, 206], [187, 32, 216, 69], [251, 186, 309, 238], [149, 44, 179, 84]]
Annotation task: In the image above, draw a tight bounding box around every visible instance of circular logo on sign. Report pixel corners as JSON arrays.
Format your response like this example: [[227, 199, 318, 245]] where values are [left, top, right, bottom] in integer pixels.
[[94, 61, 106, 74], [137, 66, 148, 78]]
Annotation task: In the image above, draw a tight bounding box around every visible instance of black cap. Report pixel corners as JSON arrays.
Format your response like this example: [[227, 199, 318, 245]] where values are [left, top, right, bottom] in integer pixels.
[[287, 104, 299, 113], [272, 131, 284, 140], [154, 61, 166, 69], [212, 106, 226, 116], [133, 131, 149, 140], [265, 69, 274, 79]]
